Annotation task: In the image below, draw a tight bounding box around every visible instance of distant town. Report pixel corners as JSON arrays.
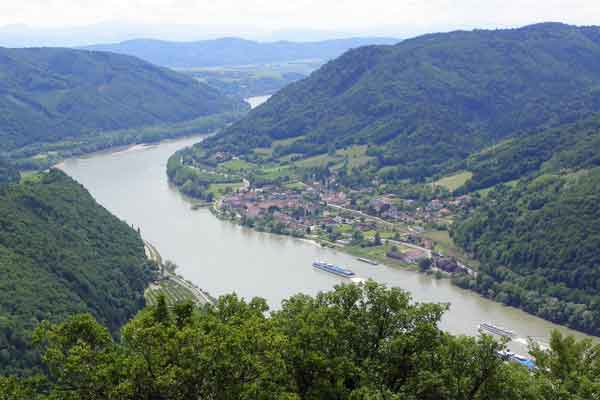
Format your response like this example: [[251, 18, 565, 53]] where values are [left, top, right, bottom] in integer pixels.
[[212, 175, 477, 278]]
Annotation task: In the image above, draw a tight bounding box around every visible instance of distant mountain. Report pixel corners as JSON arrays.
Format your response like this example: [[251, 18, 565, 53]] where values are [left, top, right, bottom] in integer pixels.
[[0, 170, 154, 374], [0, 47, 246, 152], [82, 37, 400, 68], [203, 23, 600, 180]]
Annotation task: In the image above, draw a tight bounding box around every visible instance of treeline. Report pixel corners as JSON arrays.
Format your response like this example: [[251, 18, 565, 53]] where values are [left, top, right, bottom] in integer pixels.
[[9, 112, 245, 171], [452, 169, 600, 335], [2, 282, 599, 399], [0, 170, 155, 375]]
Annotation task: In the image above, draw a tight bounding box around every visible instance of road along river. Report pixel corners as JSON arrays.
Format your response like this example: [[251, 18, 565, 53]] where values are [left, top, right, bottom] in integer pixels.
[[59, 134, 593, 352]]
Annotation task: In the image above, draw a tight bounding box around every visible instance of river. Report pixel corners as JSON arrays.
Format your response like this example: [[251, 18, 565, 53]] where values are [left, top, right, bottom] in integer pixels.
[[59, 134, 592, 352]]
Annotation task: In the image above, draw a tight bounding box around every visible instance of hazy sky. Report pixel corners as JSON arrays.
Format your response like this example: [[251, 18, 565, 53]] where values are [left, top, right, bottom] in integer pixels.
[[1, 0, 599, 42]]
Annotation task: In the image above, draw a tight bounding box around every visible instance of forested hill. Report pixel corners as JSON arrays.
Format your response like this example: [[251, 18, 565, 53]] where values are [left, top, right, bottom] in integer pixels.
[[452, 169, 600, 335], [0, 170, 154, 375], [83, 37, 399, 68], [204, 22, 600, 180], [0, 47, 246, 152]]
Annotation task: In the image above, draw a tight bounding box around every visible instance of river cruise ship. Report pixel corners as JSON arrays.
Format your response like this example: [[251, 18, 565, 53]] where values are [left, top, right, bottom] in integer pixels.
[[313, 261, 355, 278], [478, 322, 516, 338]]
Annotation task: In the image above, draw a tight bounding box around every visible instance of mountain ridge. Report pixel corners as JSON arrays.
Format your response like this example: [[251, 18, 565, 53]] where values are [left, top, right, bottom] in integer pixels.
[[82, 37, 400, 68], [202, 22, 600, 181]]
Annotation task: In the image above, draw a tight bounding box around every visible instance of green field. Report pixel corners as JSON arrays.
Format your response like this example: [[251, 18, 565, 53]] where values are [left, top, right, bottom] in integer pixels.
[[284, 181, 306, 190], [422, 230, 479, 269], [433, 171, 473, 191], [257, 164, 296, 180], [476, 178, 519, 197], [345, 243, 415, 270], [220, 158, 255, 171], [255, 136, 306, 157], [294, 153, 339, 168], [208, 182, 245, 197], [335, 145, 374, 170]]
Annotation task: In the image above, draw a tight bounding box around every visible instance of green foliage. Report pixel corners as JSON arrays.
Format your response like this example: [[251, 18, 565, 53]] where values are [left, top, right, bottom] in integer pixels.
[[9, 111, 246, 171], [6, 282, 599, 399], [0, 47, 247, 153], [201, 23, 600, 182], [452, 169, 600, 335], [531, 331, 600, 399], [0, 282, 545, 399], [462, 114, 600, 192], [0, 170, 154, 375], [0, 158, 19, 186]]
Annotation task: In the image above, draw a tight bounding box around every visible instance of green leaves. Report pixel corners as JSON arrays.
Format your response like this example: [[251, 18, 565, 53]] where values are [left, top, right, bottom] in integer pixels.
[[5, 281, 597, 399]]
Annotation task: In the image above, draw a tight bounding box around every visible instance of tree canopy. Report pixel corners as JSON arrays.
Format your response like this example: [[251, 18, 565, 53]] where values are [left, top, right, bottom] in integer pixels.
[[2, 282, 599, 399]]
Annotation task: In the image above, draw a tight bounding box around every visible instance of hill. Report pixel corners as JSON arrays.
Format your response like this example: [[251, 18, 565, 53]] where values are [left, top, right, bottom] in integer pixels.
[[0, 47, 247, 154], [201, 23, 600, 181], [82, 37, 400, 68], [452, 168, 600, 335], [0, 170, 155, 375]]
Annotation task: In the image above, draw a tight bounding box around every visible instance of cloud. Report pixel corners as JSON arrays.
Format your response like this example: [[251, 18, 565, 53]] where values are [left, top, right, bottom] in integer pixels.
[[0, 0, 598, 38]]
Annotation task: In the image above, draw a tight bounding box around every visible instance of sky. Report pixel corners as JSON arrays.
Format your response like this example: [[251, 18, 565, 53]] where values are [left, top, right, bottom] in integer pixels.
[[1, 0, 599, 45]]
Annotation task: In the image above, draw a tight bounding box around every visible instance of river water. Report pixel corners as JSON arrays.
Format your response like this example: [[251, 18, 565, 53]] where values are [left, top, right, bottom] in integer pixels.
[[59, 134, 592, 352]]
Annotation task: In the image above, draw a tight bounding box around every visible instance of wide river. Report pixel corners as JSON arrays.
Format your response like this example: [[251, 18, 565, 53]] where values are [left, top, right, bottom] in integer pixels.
[[60, 133, 591, 352]]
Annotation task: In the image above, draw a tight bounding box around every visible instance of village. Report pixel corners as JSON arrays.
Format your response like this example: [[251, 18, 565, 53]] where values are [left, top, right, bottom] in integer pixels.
[[213, 180, 477, 277]]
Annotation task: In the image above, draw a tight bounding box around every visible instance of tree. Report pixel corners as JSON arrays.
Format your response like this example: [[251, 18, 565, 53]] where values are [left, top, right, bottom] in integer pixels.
[[419, 258, 432, 272], [374, 231, 382, 246], [6, 283, 598, 400], [352, 230, 365, 246], [531, 331, 600, 399], [153, 294, 170, 324]]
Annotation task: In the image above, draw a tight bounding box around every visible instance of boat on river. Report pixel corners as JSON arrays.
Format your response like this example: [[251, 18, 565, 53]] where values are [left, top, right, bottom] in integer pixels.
[[478, 322, 516, 338], [313, 261, 355, 278]]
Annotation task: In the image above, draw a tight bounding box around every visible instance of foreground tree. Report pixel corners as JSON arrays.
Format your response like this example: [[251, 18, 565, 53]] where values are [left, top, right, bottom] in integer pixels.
[[4, 282, 598, 399]]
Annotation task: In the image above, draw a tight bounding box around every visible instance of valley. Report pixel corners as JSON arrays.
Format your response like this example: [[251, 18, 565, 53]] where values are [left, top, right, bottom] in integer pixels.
[[2, 16, 600, 398]]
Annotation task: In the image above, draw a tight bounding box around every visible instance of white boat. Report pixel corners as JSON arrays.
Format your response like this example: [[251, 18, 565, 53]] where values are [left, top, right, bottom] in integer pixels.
[[478, 322, 515, 338]]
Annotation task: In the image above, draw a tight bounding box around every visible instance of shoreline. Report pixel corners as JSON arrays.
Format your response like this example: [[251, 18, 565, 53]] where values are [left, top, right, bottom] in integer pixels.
[[208, 203, 419, 272], [52, 132, 211, 170]]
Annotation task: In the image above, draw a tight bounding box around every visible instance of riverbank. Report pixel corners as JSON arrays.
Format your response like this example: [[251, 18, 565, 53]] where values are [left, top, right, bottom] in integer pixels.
[[12, 111, 244, 171], [209, 202, 432, 274], [144, 240, 214, 306]]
